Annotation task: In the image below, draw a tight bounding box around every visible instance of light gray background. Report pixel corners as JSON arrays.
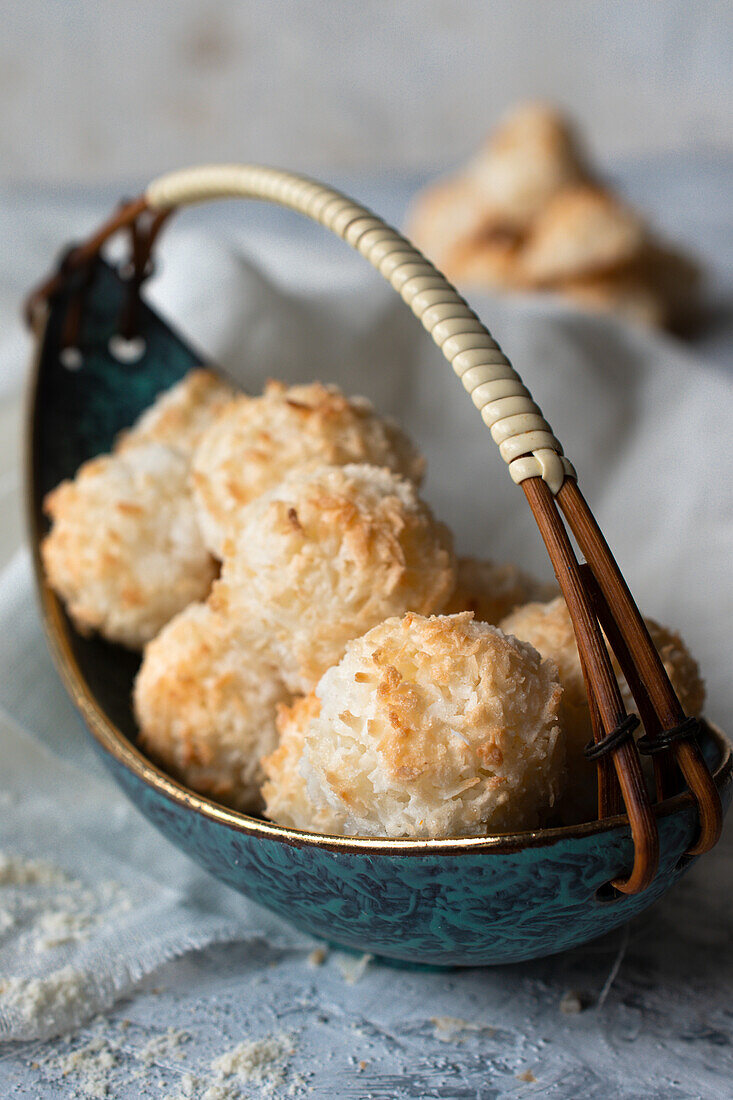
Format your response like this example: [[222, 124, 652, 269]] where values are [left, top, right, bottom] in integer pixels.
[[2, 0, 731, 184]]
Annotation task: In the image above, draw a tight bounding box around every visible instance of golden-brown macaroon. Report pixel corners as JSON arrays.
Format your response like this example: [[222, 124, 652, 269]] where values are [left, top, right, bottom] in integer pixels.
[[116, 369, 236, 456], [191, 380, 426, 557], [465, 102, 587, 231], [42, 443, 217, 650], [406, 103, 585, 271], [445, 557, 557, 625], [405, 102, 700, 331], [213, 463, 456, 694], [500, 597, 705, 821], [520, 185, 645, 284], [134, 601, 289, 812], [262, 612, 565, 838]]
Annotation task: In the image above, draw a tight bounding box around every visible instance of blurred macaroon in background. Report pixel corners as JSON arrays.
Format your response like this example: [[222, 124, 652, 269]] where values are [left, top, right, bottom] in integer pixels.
[[407, 102, 702, 331]]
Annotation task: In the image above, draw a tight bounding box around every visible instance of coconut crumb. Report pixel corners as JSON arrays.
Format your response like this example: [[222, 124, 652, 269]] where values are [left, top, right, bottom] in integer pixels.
[[0, 852, 76, 887], [0, 965, 90, 1031], [57, 1036, 118, 1098], [307, 946, 328, 967], [0, 851, 131, 963], [163, 1072, 201, 1100], [137, 1026, 191, 1065], [338, 953, 373, 984], [559, 990, 585, 1014], [202, 1087, 237, 1100], [430, 1015, 498, 1042], [165, 1074, 229, 1100], [203, 1087, 239, 1100], [210, 1032, 293, 1093], [286, 1071, 308, 1095], [33, 908, 95, 951]]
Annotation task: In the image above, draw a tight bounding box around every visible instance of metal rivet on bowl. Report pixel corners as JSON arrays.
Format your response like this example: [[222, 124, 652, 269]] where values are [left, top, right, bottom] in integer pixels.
[[118, 259, 155, 280], [594, 881, 623, 904], [109, 334, 146, 364], [60, 346, 83, 371]]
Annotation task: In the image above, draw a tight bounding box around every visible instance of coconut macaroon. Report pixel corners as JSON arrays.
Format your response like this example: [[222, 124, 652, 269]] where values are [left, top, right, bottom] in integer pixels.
[[465, 102, 587, 231], [116, 369, 236, 457], [261, 612, 565, 838], [500, 596, 705, 819], [446, 557, 557, 625], [406, 102, 700, 330], [191, 380, 425, 556], [42, 443, 217, 649], [407, 102, 586, 269], [213, 463, 456, 694], [134, 601, 289, 812]]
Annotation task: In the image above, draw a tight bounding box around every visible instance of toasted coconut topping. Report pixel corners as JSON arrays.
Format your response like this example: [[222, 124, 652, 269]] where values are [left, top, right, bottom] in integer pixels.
[[216, 463, 456, 694], [262, 611, 565, 838]]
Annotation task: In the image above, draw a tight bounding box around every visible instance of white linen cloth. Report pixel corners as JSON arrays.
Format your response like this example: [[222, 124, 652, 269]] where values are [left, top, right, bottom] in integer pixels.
[[0, 220, 731, 1042]]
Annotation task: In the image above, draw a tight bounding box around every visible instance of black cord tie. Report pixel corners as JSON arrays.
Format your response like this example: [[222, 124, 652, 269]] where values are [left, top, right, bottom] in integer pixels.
[[584, 713, 640, 761], [637, 715, 700, 756]]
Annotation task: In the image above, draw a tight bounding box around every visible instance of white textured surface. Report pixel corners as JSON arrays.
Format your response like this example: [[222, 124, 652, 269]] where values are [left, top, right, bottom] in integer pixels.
[[0, 162, 731, 1095], [1, 1, 732, 184]]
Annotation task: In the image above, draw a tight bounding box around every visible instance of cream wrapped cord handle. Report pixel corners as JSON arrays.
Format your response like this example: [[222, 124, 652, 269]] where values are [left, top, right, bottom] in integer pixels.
[[146, 164, 576, 495]]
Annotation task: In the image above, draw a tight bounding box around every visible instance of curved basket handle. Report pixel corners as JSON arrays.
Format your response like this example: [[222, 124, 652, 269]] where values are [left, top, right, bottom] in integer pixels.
[[147, 165, 574, 495], [26, 163, 724, 889]]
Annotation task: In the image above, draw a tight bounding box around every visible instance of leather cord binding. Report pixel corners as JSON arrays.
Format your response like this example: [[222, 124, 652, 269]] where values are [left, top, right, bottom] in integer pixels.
[[585, 714, 640, 761], [637, 716, 700, 756]]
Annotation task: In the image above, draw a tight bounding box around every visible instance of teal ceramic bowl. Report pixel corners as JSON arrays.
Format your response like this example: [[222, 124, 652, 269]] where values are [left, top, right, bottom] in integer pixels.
[[29, 259, 732, 967]]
